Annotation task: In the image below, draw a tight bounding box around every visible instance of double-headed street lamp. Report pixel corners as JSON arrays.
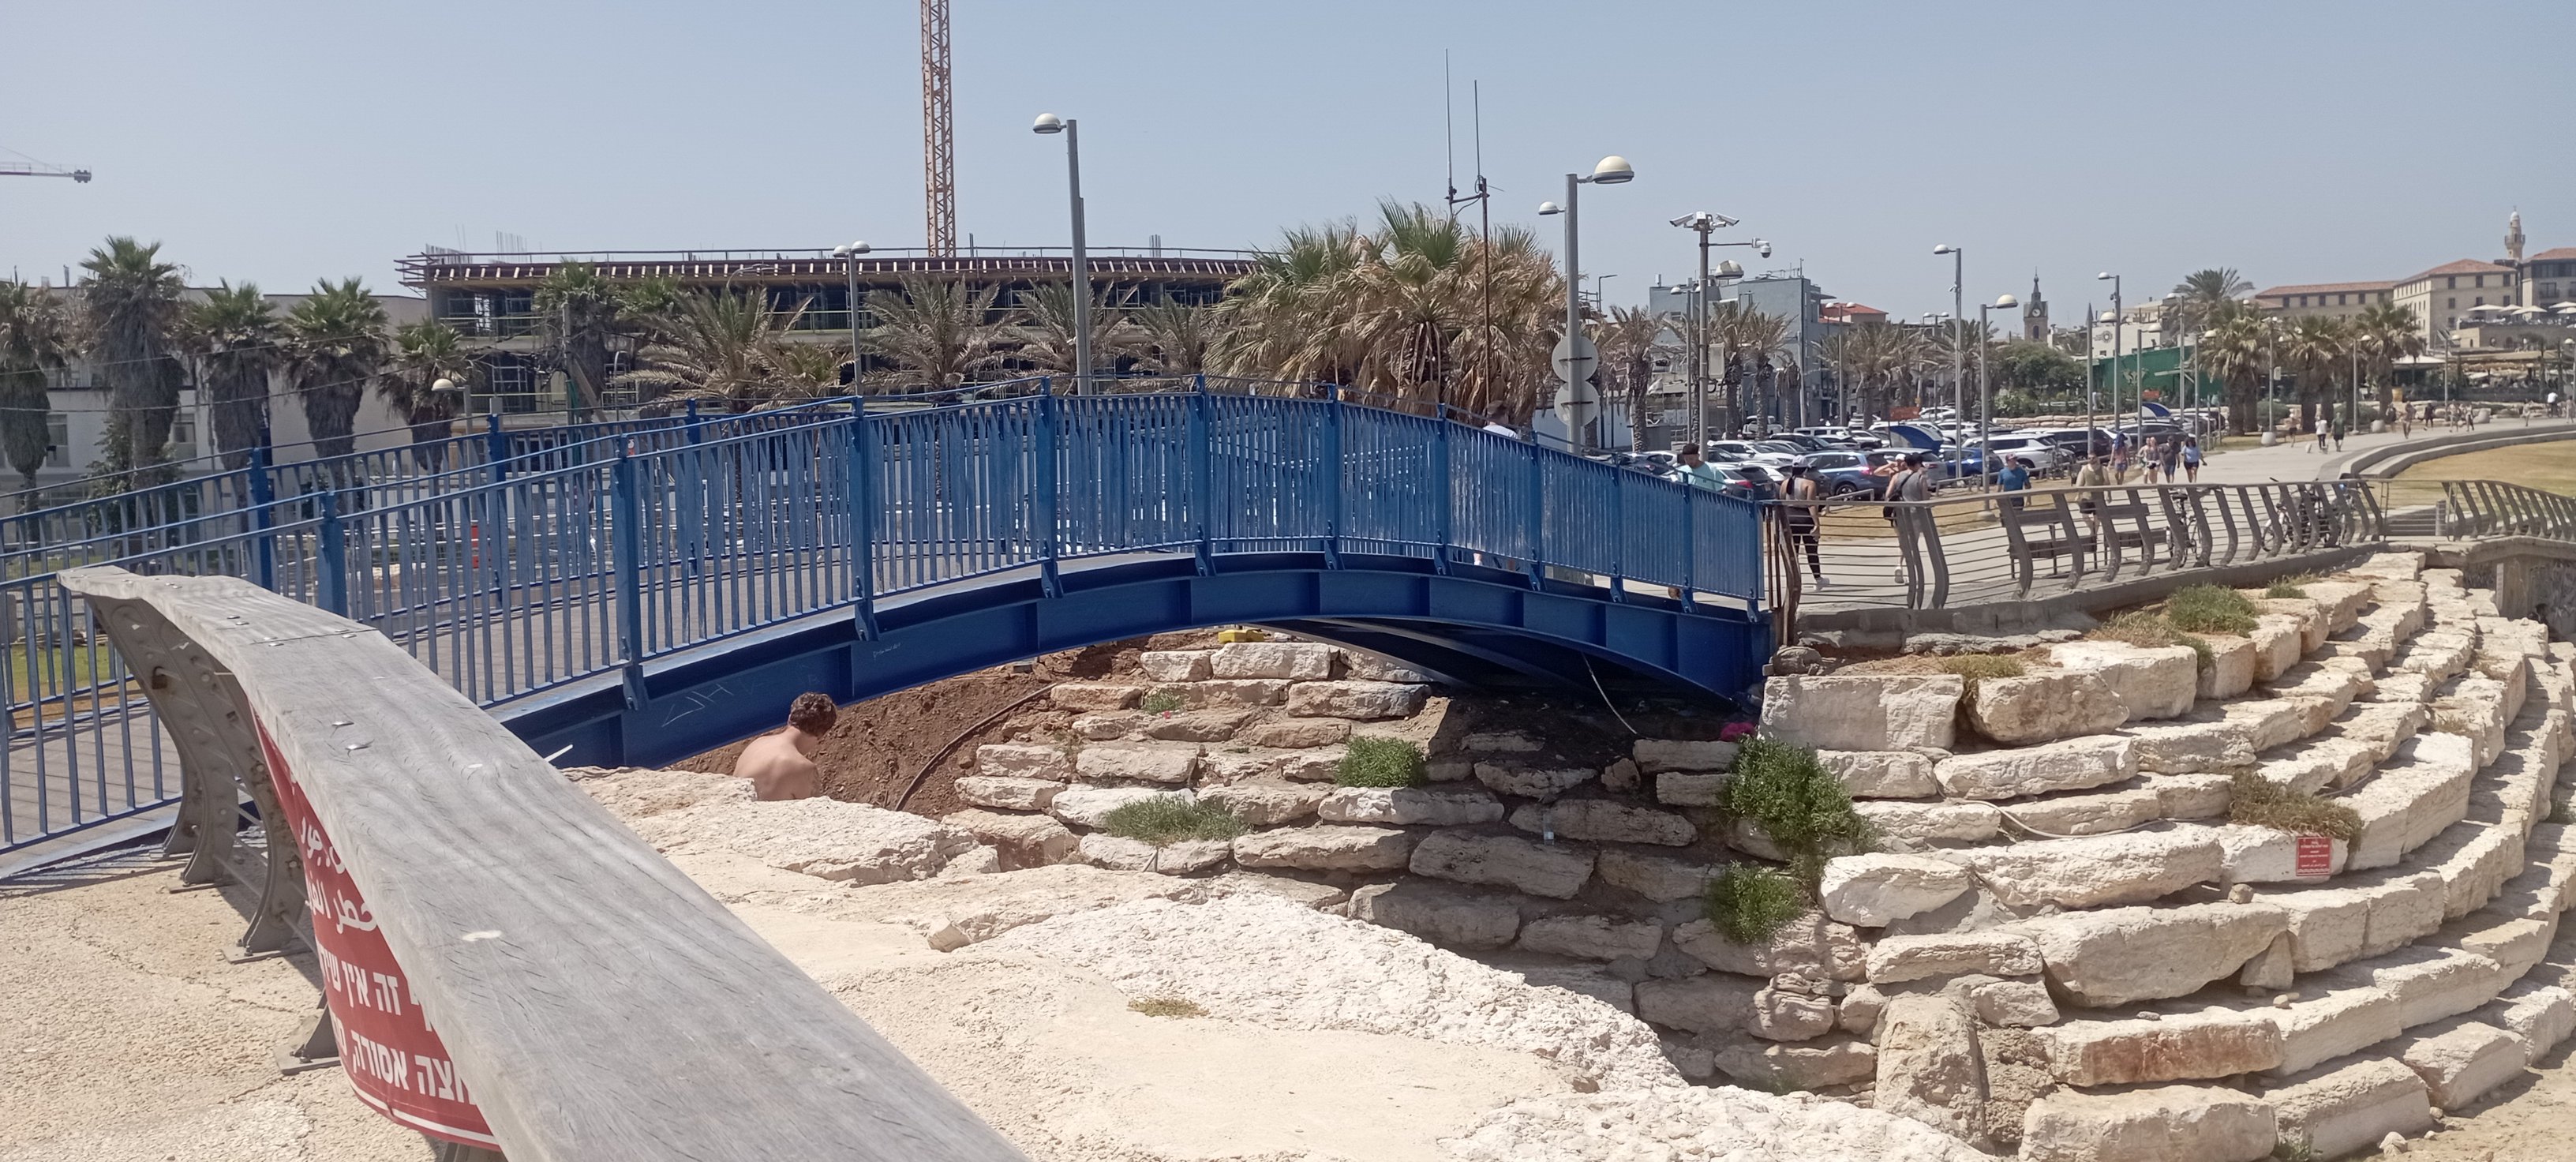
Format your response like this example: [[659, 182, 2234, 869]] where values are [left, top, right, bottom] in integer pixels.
[[2097, 272, 2124, 447], [832, 241, 871, 387], [1032, 113, 1091, 394], [1538, 155, 1635, 455], [1976, 294, 2020, 478], [1668, 212, 1768, 440], [1933, 246, 1966, 448]]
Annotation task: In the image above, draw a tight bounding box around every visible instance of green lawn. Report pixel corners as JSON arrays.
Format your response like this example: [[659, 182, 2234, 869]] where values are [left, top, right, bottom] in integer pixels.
[[2394, 442, 2576, 497]]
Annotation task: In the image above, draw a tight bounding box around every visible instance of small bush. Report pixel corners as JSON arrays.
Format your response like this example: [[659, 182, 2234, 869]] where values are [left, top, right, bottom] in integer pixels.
[[1140, 689, 1187, 714], [1128, 997, 1207, 1018], [2230, 773, 2363, 842], [2265, 578, 2310, 599], [1336, 736, 1428, 787], [2166, 584, 2260, 635], [1702, 863, 1807, 945], [1721, 739, 1877, 887], [2092, 610, 2214, 669], [1101, 797, 1247, 845], [1936, 654, 2025, 682], [2552, 798, 2576, 826]]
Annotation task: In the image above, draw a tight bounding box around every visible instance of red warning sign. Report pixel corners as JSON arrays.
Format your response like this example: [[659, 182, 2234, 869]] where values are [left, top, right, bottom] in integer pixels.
[[261, 723, 497, 1149], [2294, 834, 2335, 879]]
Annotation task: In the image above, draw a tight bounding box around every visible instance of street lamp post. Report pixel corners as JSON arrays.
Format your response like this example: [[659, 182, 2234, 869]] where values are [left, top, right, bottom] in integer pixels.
[[1669, 212, 1738, 444], [1978, 294, 2020, 480], [1934, 246, 1965, 451], [1537, 155, 1634, 455], [833, 241, 871, 388], [2097, 272, 2123, 450], [1032, 114, 1091, 394]]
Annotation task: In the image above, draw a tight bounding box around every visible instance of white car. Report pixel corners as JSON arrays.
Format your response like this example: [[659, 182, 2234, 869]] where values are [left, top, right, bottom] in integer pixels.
[[1705, 440, 1798, 467], [1983, 437, 2061, 472]]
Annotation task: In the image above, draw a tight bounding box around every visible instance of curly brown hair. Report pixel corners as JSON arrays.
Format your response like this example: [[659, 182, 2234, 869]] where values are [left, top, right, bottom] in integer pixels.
[[787, 692, 839, 737]]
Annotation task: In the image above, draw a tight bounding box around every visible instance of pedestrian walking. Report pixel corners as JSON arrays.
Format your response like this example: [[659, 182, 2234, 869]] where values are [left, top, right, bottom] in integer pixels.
[[1781, 459, 1828, 590], [2331, 419, 2345, 452], [2140, 437, 2162, 484], [2180, 435, 2202, 483], [2160, 436, 2181, 482], [2400, 410, 2413, 439], [2312, 415, 2329, 453], [2072, 454, 2110, 541], [1997, 456, 2031, 514], [1673, 444, 1724, 492]]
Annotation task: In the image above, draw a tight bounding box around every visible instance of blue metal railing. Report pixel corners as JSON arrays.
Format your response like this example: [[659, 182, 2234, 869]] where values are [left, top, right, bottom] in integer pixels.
[[0, 380, 1765, 854]]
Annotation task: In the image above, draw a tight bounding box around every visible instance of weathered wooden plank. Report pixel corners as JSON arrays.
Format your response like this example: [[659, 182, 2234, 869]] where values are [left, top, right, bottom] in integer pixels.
[[62, 566, 1027, 1162]]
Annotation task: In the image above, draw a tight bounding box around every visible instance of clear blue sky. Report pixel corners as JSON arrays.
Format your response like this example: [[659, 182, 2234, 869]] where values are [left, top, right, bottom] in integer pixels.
[[5, 0, 2570, 320]]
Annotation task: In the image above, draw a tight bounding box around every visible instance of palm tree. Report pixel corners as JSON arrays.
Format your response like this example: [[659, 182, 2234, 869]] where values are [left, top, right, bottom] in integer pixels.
[[862, 273, 1012, 392], [77, 238, 188, 474], [1714, 303, 1791, 433], [1132, 298, 1222, 376], [2280, 316, 2352, 432], [284, 279, 391, 466], [1594, 305, 1670, 451], [176, 282, 283, 470], [2167, 268, 2253, 337], [533, 263, 671, 419], [1214, 222, 1368, 388], [383, 320, 478, 469], [1015, 281, 1134, 380], [2197, 306, 2268, 435], [2353, 302, 2424, 418], [0, 283, 74, 492], [762, 342, 852, 404], [616, 288, 811, 413]]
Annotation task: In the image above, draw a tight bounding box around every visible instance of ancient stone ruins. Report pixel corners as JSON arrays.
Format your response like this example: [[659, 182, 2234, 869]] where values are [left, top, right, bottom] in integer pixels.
[[578, 549, 2576, 1160]]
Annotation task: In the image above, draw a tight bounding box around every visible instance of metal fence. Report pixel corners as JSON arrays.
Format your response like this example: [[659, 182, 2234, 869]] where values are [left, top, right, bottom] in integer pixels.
[[2, 379, 1765, 855]]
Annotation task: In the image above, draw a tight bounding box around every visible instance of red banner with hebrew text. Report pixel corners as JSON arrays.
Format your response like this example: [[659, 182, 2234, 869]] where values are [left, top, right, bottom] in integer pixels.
[[261, 722, 497, 1148]]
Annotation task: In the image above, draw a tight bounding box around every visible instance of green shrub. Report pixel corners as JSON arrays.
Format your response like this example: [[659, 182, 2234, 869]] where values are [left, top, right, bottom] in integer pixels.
[[1128, 997, 1207, 1018], [1335, 736, 1428, 787], [1721, 739, 1877, 887], [1101, 797, 1247, 845], [2552, 798, 2576, 826], [1933, 654, 2024, 697], [2092, 610, 2215, 669], [2230, 773, 2363, 842], [2166, 584, 2259, 635], [1703, 864, 1807, 944], [2265, 572, 2321, 600], [1140, 689, 1187, 714]]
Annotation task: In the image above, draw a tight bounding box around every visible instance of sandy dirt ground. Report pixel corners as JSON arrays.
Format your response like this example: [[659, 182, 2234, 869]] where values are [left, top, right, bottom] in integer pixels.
[[0, 850, 429, 1162]]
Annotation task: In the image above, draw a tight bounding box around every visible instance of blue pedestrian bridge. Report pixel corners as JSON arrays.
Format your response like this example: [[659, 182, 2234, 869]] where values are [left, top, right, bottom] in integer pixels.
[[0, 377, 1769, 857]]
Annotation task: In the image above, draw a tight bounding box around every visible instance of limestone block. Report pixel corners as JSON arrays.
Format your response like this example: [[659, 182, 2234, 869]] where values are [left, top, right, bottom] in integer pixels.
[[2372, 672, 2436, 706], [2198, 634, 2257, 699], [1671, 912, 1865, 981], [1195, 780, 1330, 827], [2046, 1008, 2284, 1085], [1077, 833, 1230, 874], [1634, 973, 1762, 1035], [1964, 669, 2129, 744], [1749, 985, 1837, 1041], [1473, 763, 1594, 800], [1276, 748, 1345, 782], [1152, 678, 1290, 709], [1632, 738, 1739, 772], [1816, 749, 1942, 798], [2004, 786, 2162, 837], [1138, 650, 1212, 682], [2224, 696, 2329, 753], [2340, 946, 2509, 1029], [1724, 819, 1789, 862], [1516, 914, 1664, 962], [2049, 640, 2200, 722], [2323, 700, 2430, 763], [1073, 743, 1200, 785], [1141, 709, 1256, 744], [1758, 674, 1962, 752], [2267, 1058, 2434, 1160], [2215, 824, 2348, 885], [1409, 830, 1594, 898], [1953, 976, 2058, 1027], [975, 742, 1076, 781], [1508, 800, 1694, 846], [1462, 731, 1542, 753], [2394, 1019, 2525, 1109], [2015, 901, 2289, 1008], [1048, 786, 1192, 830], [2445, 915, 2555, 983], [1600, 757, 1641, 793], [2248, 618, 2306, 684], [1211, 640, 1337, 680], [2124, 720, 2256, 774], [1347, 880, 1518, 948], [2019, 1085, 2275, 1162], [1282, 679, 1427, 720], [2420, 823, 2527, 921], [2305, 579, 2376, 632], [1231, 823, 1416, 872], [2239, 932, 2296, 990], [1948, 826, 2222, 909], [1854, 800, 2001, 845], [2252, 602, 2327, 653], [2344, 733, 2476, 871], [2255, 737, 2377, 796], [1837, 984, 1887, 1036], [2484, 982, 2576, 1059], [1873, 995, 1986, 1141], [1864, 931, 2043, 984], [1652, 770, 1726, 807], [1070, 711, 1151, 740], [2265, 988, 2405, 1077], [1934, 735, 2138, 800], [954, 774, 1065, 812], [1597, 849, 1710, 901], [942, 808, 1079, 868], [1342, 651, 1434, 683], [2145, 773, 2233, 820], [2361, 872, 2449, 960], [1817, 853, 1971, 927], [1319, 785, 1503, 827], [1713, 1036, 1879, 1089], [1050, 682, 1146, 710], [1492, 958, 1634, 1014]]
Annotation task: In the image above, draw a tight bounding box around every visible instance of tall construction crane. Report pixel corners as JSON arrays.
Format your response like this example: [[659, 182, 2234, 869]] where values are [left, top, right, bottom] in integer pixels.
[[920, 0, 956, 257], [0, 158, 90, 182]]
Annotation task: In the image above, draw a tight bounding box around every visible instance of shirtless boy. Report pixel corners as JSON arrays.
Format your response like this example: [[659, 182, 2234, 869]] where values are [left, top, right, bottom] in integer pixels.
[[732, 692, 838, 800]]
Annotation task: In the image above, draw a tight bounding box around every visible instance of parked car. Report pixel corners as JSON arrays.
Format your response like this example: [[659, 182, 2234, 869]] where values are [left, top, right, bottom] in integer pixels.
[[1706, 440, 1797, 467], [1983, 437, 2063, 473], [1799, 449, 1885, 498], [1702, 463, 1780, 502]]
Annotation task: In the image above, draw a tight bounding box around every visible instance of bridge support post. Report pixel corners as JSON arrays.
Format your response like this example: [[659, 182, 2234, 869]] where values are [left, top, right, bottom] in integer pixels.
[[248, 445, 275, 592], [1678, 489, 1694, 611], [1525, 440, 1546, 590], [316, 491, 346, 617], [1432, 407, 1451, 575], [845, 398, 880, 639], [485, 412, 507, 486], [685, 398, 704, 444], [1322, 385, 1343, 569], [1036, 378, 1063, 598], [612, 452, 647, 709], [1607, 467, 1627, 603], [1189, 376, 1213, 576]]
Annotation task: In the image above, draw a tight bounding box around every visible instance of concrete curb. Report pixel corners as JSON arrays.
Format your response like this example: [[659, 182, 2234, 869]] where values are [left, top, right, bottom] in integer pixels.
[[2339, 421, 2576, 479]]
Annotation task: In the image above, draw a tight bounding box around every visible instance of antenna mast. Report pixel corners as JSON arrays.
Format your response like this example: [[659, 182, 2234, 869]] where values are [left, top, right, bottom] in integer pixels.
[[920, 0, 957, 257]]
